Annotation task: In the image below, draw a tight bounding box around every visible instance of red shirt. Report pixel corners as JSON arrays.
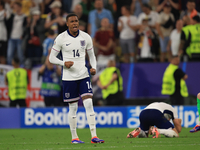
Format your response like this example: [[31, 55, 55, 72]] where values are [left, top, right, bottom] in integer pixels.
[[94, 29, 115, 56]]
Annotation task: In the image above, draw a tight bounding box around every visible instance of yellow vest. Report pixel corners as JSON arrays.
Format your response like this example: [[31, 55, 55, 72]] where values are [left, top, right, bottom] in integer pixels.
[[7, 68, 28, 100], [99, 67, 123, 99], [182, 24, 200, 57], [161, 64, 188, 97]]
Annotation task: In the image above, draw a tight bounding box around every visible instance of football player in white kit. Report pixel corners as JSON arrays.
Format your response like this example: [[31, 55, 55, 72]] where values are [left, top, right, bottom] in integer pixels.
[[127, 102, 182, 138], [49, 13, 104, 144]]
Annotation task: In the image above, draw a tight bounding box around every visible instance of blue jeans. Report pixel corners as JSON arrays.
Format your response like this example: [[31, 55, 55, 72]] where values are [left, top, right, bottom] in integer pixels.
[[7, 39, 24, 65], [159, 36, 169, 53]]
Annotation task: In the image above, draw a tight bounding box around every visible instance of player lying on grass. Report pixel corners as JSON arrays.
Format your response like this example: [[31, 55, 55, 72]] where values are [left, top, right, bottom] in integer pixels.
[[127, 102, 182, 138], [190, 93, 200, 133]]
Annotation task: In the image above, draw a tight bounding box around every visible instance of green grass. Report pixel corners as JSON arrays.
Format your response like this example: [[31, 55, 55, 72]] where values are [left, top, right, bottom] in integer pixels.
[[0, 128, 200, 150]]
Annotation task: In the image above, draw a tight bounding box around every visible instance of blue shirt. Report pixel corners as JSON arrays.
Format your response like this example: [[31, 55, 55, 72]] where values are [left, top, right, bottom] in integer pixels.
[[43, 37, 54, 56], [88, 8, 114, 38], [134, 0, 150, 17]]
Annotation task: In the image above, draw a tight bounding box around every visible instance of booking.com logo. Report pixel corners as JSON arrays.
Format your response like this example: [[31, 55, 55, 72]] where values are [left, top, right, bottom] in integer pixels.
[[23, 108, 123, 128]]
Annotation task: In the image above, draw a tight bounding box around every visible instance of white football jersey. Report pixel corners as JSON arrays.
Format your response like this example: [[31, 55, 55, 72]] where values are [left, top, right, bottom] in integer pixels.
[[144, 102, 178, 120], [51, 30, 94, 80]]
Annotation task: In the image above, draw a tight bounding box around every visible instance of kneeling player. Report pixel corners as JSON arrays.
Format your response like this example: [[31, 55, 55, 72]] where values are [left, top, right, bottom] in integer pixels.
[[127, 102, 182, 138]]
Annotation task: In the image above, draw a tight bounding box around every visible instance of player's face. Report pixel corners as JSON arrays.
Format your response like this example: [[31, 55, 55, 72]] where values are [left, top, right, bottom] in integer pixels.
[[67, 16, 79, 33]]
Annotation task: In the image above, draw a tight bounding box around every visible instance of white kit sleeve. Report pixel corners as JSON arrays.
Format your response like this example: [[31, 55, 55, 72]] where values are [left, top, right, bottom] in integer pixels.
[[49, 36, 64, 66], [87, 48, 96, 70]]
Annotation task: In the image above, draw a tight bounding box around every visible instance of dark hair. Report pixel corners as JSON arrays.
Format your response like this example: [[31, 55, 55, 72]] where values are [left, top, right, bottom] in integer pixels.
[[192, 15, 200, 23], [14, 2, 22, 7], [188, 0, 195, 3], [66, 13, 78, 21], [0, 0, 5, 8], [13, 57, 20, 64], [123, 5, 131, 12], [142, 3, 152, 10], [48, 29, 54, 35]]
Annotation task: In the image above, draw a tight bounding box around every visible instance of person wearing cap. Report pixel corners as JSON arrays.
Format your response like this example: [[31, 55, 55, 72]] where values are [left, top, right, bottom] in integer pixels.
[[156, 3, 175, 62], [161, 55, 188, 105], [179, 15, 200, 61], [44, 0, 67, 37]]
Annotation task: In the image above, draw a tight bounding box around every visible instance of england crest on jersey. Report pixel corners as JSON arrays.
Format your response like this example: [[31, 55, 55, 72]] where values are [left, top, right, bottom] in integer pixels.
[[65, 93, 70, 98], [80, 40, 85, 46]]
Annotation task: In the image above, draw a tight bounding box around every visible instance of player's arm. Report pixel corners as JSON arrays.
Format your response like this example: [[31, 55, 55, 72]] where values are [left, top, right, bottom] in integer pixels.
[[86, 35, 97, 75], [173, 118, 182, 133], [49, 36, 65, 66]]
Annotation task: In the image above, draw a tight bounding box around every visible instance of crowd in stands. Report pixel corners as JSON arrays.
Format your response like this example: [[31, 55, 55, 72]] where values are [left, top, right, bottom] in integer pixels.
[[0, 0, 200, 66], [1, 0, 200, 107]]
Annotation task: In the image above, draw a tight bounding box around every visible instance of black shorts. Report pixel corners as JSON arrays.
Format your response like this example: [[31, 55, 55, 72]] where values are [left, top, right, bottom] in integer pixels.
[[139, 109, 174, 132]]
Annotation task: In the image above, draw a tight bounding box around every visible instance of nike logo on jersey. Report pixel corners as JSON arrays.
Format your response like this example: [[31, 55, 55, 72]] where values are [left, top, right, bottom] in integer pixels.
[[66, 43, 71, 46]]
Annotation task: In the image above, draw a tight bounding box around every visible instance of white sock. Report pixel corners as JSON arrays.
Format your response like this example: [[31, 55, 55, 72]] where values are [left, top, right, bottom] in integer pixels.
[[157, 129, 178, 137], [83, 98, 97, 138], [68, 102, 78, 139]]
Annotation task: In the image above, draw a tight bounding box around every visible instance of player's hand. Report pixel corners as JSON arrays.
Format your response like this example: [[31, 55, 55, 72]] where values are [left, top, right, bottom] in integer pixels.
[[90, 68, 96, 75], [64, 61, 74, 68]]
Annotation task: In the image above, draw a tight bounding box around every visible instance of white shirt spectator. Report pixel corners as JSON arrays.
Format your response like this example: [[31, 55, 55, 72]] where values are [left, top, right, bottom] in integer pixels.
[[137, 11, 159, 27], [140, 35, 152, 58], [170, 29, 181, 56], [10, 14, 26, 39], [118, 15, 137, 39]]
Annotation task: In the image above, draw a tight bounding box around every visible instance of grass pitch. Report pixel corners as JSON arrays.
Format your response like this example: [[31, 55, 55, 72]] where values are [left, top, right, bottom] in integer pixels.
[[0, 128, 200, 150]]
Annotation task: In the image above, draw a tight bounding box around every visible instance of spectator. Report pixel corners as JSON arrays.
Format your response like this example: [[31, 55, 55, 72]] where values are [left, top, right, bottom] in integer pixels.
[[157, 0, 180, 22], [167, 20, 183, 59], [180, 0, 200, 26], [88, 0, 114, 38], [131, 0, 150, 17], [118, 5, 137, 63], [20, 0, 32, 16], [179, 15, 200, 61], [73, 4, 88, 25], [93, 18, 115, 66], [156, 3, 175, 62], [137, 3, 159, 31], [161, 56, 188, 105], [70, 0, 81, 13], [30, 0, 43, 15], [25, 9, 46, 65], [42, 0, 54, 15], [5, 57, 28, 107], [6, 2, 27, 65], [80, 0, 94, 16], [148, 0, 160, 11], [39, 53, 62, 107], [42, 29, 55, 63], [62, 0, 72, 13], [44, 0, 67, 37], [97, 60, 124, 106], [0, 1, 8, 64], [137, 17, 159, 62]]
